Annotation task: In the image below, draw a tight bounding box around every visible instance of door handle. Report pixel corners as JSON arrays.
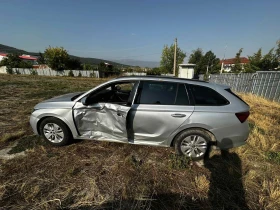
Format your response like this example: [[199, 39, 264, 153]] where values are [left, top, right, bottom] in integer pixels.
[[171, 113, 186, 118]]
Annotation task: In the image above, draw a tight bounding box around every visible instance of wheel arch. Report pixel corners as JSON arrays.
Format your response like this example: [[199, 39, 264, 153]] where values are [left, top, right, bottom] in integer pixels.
[[37, 115, 74, 138], [170, 127, 217, 147]]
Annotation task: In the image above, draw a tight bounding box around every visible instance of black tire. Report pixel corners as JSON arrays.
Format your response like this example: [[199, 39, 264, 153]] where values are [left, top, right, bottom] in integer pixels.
[[174, 129, 211, 160], [39, 117, 72, 146]]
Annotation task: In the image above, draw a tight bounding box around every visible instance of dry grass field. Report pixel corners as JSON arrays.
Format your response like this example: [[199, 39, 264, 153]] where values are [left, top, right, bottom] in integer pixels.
[[0, 74, 279, 210]]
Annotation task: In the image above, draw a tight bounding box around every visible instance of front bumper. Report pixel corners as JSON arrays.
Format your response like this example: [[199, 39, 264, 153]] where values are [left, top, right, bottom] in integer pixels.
[[30, 114, 40, 135]]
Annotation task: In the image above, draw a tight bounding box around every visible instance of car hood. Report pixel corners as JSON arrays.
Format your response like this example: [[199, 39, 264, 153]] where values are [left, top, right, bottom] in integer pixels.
[[34, 92, 83, 109], [43, 92, 83, 102]]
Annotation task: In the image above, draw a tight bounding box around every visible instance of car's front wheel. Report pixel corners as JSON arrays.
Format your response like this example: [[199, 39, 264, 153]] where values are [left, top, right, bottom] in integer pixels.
[[39, 117, 72, 146], [174, 129, 210, 160]]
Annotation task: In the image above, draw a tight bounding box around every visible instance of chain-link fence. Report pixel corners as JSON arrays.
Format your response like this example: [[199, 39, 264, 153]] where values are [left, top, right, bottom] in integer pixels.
[[206, 72, 280, 102]]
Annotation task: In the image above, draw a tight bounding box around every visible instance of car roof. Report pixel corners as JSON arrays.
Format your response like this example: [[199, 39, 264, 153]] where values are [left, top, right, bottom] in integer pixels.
[[74, 75, 230, 102], [113, 76, 230, 89]]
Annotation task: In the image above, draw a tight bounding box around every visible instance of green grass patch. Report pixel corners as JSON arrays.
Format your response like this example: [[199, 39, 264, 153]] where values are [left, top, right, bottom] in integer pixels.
[[248, 121, 266, 135], [1, 131, 26, 143], [168, 153, 190, 169], [24, 90, 71, 100], [8, 135, 47, 154], [266, 151, 280, 164]]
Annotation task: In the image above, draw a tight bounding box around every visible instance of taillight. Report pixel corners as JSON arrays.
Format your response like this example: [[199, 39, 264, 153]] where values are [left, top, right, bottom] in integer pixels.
[[235, 111, 250, 123]]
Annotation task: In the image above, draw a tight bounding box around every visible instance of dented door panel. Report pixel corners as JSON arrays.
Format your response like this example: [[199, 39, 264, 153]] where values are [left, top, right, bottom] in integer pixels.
[[73, 102, 130, 141]]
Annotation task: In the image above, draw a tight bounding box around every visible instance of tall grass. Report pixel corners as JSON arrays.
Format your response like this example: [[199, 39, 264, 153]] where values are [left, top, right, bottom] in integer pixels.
[[0, 74, 279, 209]]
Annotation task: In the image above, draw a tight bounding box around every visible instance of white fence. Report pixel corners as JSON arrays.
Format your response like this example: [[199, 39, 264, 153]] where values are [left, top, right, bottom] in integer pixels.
[[0, 66, 99, 78], [206, 72, 280, 102], [123, 72, 174, 76], [124, 72, 147, 76]]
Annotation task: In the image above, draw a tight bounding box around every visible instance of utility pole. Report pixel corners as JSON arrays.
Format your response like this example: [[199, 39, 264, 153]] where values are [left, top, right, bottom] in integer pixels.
[[173, 38, 177, 76], [220, 44, 227, 74], [206, 55, 211, 75]]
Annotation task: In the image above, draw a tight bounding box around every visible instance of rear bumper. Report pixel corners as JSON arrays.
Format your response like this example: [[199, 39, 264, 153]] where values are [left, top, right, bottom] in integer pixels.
[[30, 114, 39, 135], [211, 121, 249, 150]]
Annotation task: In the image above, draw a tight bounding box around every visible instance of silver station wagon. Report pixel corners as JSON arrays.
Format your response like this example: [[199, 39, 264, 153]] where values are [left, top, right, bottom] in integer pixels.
[[30, 76, 250, 160]]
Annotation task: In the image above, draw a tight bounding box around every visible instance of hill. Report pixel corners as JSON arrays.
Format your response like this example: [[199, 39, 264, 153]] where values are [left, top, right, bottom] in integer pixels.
[[114, 58, 160, 68], [0, 44, 129, 67], [0, 44, 39, 56]]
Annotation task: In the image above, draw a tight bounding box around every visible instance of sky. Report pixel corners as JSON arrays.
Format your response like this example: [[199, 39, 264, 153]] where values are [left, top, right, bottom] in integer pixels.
[[0, 0, 279, 62]]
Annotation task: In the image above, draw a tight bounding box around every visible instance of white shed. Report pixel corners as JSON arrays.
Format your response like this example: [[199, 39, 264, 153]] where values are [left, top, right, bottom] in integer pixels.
[[178, 64, 196, 79]]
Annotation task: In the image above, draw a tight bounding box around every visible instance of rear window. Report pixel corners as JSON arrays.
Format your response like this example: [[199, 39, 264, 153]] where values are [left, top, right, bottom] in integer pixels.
[[225, 88, 249, 106], [189, 85, 229, 106]]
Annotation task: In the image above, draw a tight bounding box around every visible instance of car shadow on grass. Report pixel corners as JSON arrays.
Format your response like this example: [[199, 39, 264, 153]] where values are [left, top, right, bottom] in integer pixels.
[[204, 139, 249, 210]]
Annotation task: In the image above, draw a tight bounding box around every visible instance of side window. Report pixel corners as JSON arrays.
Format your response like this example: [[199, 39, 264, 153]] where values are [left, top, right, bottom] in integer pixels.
[[135, 81, 190, 105], [136, 81, 177, 105], [86, 81, 135, 105], [189, 85, 229, 106]]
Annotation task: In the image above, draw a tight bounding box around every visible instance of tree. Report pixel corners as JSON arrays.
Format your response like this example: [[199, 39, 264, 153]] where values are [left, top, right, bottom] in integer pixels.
[[245, 46, 279, 72], [201, 51, 220, 74], [188, 49, 220, 74], [83, 63, 95, 70], [147, 67, 161, 75], [37, 52, 46, 64], [276, 40, 280, 70], [44, 46, 69, 70], [160, 44, 186, 76], [66, 58, 82, 70], [245, 48, 262, 72], [260, 48, 278, 70], [0, 53, 33, 74], [188, 49, 203, 63], [231, 48, 243, 73], [98, 62, 106, 71], [0, 53, 21, 67]]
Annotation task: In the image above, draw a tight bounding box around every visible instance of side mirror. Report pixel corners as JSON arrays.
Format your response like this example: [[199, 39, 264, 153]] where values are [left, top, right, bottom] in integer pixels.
[[81, 97, 88, 106]]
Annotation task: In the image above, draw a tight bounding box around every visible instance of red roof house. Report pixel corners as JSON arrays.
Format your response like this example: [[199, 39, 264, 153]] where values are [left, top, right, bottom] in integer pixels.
[[220, 57, 250, 72]]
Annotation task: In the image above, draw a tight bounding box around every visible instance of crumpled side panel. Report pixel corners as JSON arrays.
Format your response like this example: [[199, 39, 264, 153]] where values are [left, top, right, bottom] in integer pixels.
[[74, 103, 130, 141]]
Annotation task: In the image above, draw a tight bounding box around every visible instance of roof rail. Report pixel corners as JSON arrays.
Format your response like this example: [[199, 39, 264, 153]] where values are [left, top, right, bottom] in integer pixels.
[[117, 75, 208, 83]]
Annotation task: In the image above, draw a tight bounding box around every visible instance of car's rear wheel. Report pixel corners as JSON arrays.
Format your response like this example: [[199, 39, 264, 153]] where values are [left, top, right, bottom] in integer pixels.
[[40, 117, 72, 146], [174, 129, 210, 160]]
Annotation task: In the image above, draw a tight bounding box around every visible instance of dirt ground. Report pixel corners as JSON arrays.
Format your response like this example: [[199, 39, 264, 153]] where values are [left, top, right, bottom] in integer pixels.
[[0, 74, 279, 210]]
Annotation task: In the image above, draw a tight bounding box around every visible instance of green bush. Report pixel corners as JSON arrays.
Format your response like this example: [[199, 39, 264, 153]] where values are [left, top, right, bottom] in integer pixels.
[[6, 66, 13, 74], [30, 69, 38, 76], [68, 70, 74, 77], [78, 72, 82, 77], [89, 72, 96, 78]]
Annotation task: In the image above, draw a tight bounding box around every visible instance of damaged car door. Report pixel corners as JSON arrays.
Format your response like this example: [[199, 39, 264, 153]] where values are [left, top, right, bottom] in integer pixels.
[[73, 81, 139, 142]]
